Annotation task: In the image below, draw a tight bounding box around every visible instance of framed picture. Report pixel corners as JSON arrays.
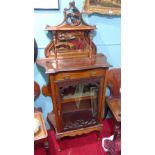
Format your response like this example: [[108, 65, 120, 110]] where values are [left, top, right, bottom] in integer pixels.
[[83, 0, 121, 15], [34, 0, 59, 10]]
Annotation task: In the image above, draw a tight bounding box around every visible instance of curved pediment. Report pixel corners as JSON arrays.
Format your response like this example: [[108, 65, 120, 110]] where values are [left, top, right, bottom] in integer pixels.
[[46, 1, 96, 31]]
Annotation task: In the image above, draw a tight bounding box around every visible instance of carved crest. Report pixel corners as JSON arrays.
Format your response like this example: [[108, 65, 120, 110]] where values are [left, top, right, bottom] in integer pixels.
[[64, 1, 81, 26], [58, 1, 89, 27]]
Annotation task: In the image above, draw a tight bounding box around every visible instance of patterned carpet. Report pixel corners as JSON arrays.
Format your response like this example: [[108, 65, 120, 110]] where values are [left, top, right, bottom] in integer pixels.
[[34, 118, 115, 155]]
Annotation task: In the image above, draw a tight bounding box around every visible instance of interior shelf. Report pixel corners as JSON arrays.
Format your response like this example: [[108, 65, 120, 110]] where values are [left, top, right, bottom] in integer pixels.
[[61, 89, 97, 103], [62, 109, 97, 131], [61, 95, 97, 104]]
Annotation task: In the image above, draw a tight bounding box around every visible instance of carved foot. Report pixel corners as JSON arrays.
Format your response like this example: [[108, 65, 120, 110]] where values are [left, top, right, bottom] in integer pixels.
[[44, 142, 49, 155], [113, 122, 120, 140], [56, 135, 62, 152], [97, 130, 102, 141]]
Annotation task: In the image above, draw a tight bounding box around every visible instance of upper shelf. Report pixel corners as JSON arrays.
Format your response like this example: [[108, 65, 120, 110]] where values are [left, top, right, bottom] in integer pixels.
[[45, 24, 96, 31]]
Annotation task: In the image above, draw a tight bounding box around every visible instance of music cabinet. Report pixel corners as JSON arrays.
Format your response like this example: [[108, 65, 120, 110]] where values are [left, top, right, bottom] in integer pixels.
[[37, 1, 111, 140]]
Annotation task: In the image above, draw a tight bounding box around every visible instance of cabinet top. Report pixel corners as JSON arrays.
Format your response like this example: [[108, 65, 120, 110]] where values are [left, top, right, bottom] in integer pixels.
[[37, 54, 111, 74]]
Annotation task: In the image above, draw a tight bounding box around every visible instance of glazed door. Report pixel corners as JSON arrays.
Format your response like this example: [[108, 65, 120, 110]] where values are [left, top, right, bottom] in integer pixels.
[[56, 77, 103, 131]]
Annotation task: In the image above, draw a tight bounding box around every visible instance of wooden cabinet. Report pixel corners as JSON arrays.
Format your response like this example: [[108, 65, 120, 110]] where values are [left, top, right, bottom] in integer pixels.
[[37, 1, 111, 140]]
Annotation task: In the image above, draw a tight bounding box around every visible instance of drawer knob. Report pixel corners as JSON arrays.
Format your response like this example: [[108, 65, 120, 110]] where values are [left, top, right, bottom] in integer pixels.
[[64, 75, 70, 80], [91, 72, 96, 76]]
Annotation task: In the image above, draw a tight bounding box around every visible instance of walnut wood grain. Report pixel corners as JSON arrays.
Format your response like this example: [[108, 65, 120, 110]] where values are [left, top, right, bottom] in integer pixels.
[[107, 68, 121, 98], [44, 1, 97, 60], [56, 124, 103, 139], [106, 98, 121, 122], [98, 69, 108, 123], [106, 68, 121, 140], [45, 68, 108, 139], [37, 1, 111, 141], [106, 68, 121, 120], [37, 54, 111, 74], [47, 111, 102, 139]]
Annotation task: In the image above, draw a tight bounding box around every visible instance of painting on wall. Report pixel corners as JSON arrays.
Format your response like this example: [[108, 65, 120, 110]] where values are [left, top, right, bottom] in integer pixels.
[[34, 0, 59, 10], [83, 0, 121, 15]]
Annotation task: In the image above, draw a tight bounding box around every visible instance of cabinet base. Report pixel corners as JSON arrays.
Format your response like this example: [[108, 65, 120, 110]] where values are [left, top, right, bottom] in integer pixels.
[[56, 124, 103, 139], [47, 112, 103, 139]]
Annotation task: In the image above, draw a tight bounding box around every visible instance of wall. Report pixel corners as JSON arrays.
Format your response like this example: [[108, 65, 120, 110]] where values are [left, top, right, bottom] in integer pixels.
[[34, 0, 121, 129]]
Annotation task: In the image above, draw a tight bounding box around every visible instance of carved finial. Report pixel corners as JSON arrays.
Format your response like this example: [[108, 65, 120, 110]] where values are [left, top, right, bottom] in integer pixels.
[[62, 1, 81, 26], [54, 1, 95, 28], [69, 1, 75, 7]]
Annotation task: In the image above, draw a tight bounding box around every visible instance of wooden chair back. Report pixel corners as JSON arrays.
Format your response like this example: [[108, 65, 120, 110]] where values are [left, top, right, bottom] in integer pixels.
[[107, 68, 121, 98]]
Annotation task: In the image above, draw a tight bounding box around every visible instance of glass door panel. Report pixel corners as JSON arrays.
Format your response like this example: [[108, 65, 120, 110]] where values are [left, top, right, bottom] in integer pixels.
[[57, 78, 101, 131]]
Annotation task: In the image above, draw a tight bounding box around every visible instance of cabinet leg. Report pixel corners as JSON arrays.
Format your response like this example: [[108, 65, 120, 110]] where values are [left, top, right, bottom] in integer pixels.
[[113, 122, 120, 140], [57, 140, 62, 152], [56, 135, 62, 152], [44, 141, 49, 155], [97, 130, 102, 140]]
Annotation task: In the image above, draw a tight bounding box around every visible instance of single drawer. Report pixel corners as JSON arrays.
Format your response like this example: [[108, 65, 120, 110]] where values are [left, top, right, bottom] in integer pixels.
[[54, 69, 105, 81]]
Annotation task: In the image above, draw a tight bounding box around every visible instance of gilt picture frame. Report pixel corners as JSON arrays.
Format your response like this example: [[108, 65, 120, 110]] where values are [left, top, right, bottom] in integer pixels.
[[34, 0, 59, 10], [83, 0, 121, 15]]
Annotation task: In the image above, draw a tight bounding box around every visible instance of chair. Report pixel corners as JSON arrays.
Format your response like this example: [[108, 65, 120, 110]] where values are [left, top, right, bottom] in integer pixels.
[[106, 68, 121, 138], [107, 68, 121, 99], [104, 68, 121, 155]]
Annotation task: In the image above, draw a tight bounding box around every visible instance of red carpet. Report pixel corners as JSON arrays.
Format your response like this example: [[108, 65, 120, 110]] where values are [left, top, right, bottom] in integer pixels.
[[34, 118, 115, 155]]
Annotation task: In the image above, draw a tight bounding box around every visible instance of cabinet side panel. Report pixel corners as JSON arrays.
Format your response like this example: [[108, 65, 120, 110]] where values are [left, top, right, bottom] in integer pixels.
[[49, 75, 62, 132]]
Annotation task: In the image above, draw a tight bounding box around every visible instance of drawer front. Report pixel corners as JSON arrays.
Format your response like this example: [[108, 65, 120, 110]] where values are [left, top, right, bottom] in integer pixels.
[[54, 69, 105, 81]]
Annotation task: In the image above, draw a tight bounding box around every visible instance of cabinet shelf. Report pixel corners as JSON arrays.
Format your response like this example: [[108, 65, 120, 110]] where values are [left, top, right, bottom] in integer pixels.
[[62, 107, 92, 114], [62, 109, 97, 131], [61, 95, 97, 104]]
